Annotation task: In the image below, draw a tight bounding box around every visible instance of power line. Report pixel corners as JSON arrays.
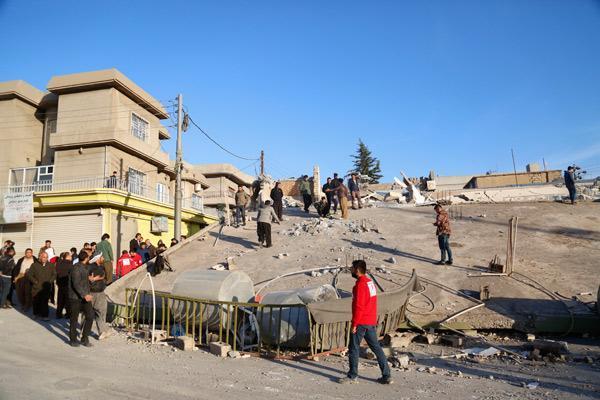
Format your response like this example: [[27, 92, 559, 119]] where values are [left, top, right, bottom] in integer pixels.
[[187, 115, 259, 161]]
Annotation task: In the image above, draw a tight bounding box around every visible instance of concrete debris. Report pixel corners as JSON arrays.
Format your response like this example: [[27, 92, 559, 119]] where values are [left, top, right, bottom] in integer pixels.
[[281, 218, 371, 237], [277, 253, 289, 259], [526, 333, 535, 342], [384, 332, 416, 349], [441, 335, 464, 348], [462, 347, 500, 357], [523, 382, 539, 390], [175, 336, 195, 351], [415, 334, 437, 345], [209, 342, 232, 358], [451, 185, 568, 204], [376, 265, 391, 274], [210, 264, 227, 271], [387, 354, 410, 368], [386, 257, 397, 264], [528, 339, 569, 355]]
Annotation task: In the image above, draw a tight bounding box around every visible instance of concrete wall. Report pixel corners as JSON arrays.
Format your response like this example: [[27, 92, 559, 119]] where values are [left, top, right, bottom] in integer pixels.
[[53, 147, 106, 182], [49, 88, 169, 166], [469, 170, 562, 189], [0, 99, 44, 186]]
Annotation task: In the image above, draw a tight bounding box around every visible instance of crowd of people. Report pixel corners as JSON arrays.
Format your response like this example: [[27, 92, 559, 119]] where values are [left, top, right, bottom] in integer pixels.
[[0, 233, 176, 347]]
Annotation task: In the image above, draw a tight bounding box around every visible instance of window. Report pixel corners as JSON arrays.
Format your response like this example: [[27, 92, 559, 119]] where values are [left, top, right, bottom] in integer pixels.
[[156, 183, 169, 203], [191, 193, 203, 211], [128, 168, 146, 196], [131, 113, 148, 141]]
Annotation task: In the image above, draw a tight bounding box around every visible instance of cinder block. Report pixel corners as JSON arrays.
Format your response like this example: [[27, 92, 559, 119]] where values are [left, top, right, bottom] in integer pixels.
[[176, 336, 195, 351], [209, 341, 232, 358]]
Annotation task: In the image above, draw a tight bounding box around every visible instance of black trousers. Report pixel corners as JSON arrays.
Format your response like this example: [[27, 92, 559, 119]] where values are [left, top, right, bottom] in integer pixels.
[[302, 193, 312, 212], [257, 222, 272, 247], [69, 299, 94, 343], [56, 284, 70, 318], [273, 201, 283, 220], [32, 285, 51, 318]]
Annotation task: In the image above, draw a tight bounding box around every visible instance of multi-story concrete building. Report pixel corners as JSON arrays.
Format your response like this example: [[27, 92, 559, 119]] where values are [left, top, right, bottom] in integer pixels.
[[0, 69, 217, 255], [195, 163, 254, 210]]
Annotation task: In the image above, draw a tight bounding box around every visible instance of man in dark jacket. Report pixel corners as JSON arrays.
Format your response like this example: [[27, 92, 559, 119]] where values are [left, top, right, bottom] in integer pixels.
[[55, 252, 73, 319], [129, 233, 142, 253], [13, 249, 36, 310], [0, 247, 16, 309], [270, 181, 284, 221], [88, 254, 114, 340], [339, 260, 391, 385], [348, 173, 363, 210], [69, 251, 94, 347], [299, 175, 313, 213], [564, 166, 577, 204], [28, 251, 56, 320]]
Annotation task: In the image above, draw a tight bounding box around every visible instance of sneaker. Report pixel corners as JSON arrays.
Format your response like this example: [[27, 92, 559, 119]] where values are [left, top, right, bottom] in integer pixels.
[[69, 341, 80, 348], [436, 261, 445, 265], [377, 376, 393, 385], [338, 376, 359, 384], [445, 260, 453, 266]]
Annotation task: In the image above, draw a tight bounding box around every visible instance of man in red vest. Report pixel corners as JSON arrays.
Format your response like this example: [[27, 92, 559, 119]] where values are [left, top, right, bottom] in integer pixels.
[[339, 260, 392, 385]]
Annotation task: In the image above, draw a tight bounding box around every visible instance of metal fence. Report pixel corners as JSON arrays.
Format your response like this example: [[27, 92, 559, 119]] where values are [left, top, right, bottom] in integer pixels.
[[124, 279, 414, 358]]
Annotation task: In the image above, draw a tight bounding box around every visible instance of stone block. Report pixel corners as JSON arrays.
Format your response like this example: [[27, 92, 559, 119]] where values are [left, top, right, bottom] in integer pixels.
[[209, 341, 232, 358], [175, 336, 195, 351]]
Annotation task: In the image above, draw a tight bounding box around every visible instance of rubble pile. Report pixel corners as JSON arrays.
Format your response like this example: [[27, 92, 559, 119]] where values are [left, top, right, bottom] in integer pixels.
[[281, 218, 379, 237]]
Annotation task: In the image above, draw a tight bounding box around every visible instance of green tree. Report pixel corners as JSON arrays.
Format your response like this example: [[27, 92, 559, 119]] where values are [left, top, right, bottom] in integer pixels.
[[350, 139, 383, 183]]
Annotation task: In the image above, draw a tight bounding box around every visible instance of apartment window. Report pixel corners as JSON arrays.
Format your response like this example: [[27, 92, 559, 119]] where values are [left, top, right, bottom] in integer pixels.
[[156, 183, 169, 203], [131, 113, 148, 141], [128, 168, 146, 196], [191, 193, 203, 210]]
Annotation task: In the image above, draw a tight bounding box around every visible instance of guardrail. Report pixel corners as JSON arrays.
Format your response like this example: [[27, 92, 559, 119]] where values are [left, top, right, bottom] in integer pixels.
[[124, 270, 418, 358]]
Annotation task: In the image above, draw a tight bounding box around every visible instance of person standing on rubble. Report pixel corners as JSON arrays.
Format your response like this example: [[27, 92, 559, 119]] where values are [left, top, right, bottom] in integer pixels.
[[348, 173, 363, 210], [256, 200, 280, 248], [270, 181, 284, 221], [564, 166, 577, 205], [299, 175, 313, 213], [433, 204, 453, 265], [330, 173, 341, 213], [234, 186, 250, 227], [339, 260, 392, 385], [334, 180, 350, 219]]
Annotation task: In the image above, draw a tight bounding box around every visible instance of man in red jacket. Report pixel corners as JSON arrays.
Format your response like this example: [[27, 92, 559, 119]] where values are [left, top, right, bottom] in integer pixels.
[[339, 260, 392, 385]]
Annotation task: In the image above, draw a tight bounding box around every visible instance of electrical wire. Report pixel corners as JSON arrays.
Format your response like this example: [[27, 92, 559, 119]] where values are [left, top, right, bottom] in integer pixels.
[[187, 116, 259, 162]]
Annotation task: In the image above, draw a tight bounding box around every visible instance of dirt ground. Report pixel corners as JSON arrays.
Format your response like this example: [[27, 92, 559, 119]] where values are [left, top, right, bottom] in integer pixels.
[[108, 200, 600, 330], [2, 201, 599, 399], [0, 308, 599, 400]]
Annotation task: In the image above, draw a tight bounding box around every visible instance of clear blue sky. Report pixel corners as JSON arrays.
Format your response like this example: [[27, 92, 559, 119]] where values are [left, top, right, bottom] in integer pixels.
[[1, 0, 599, 181]]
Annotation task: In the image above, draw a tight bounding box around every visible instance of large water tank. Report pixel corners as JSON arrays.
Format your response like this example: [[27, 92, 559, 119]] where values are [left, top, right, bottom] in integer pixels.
[[169, 269, 255, 330], [259, 284, 340, 348]]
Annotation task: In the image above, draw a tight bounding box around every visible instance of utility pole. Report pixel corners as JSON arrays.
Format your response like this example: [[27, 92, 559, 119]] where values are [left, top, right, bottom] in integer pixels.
[[260, 150, 264, 176], [511, 148, 519, 187], [174, 94, 183, 241]]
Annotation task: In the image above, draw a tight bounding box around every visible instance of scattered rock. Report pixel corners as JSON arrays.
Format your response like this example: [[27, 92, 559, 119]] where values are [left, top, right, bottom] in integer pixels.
[[175, 336, 195, 351], [210, 264, 226, 271], [209, 341, 232, 358]]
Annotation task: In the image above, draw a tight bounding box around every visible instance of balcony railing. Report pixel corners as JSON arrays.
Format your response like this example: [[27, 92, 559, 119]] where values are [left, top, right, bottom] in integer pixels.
[[2, 176, 207, 213]]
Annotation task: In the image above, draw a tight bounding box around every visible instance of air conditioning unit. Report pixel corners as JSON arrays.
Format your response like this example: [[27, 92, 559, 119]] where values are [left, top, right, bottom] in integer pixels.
[[194, 183, 203, 193]]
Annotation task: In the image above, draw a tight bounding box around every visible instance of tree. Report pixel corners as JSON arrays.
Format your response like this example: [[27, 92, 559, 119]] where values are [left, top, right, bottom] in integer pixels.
[[350, 139, 383, 183]]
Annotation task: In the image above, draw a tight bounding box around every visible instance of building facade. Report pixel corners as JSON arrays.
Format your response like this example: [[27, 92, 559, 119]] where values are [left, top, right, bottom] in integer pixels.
[[0, 69, 217, 255]]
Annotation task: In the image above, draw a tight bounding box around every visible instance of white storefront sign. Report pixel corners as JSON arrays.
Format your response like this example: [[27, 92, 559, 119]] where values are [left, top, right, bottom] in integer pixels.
[[1, 192, 34, 224]]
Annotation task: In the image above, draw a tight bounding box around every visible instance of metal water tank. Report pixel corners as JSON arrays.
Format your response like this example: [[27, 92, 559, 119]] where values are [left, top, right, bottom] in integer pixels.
[[169, 269, 255, 330]]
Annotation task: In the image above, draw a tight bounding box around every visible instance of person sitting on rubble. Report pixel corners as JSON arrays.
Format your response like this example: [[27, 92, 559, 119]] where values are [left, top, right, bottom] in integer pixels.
[[314, 196, 330, 218], [151, 244, 172, 276], [256, 200, 281, 248], [338, 260, 392, 385], [433, 203, 453, 265]]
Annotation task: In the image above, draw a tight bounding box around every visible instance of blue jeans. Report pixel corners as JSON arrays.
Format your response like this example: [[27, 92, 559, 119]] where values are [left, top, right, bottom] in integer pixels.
[[437, 234, 453, 262], [347, 325, 390, 379]]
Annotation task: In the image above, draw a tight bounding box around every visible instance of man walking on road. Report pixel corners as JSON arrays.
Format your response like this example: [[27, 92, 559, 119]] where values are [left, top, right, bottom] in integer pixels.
[[256, 200, 281, 248], [339, 260, 392, 385], [95, 233, 114, 284], [69, 251, 94, 347], [564, 166, 577, 205], [235, 186, 250, 227], [433, 204, 453, 265], [299, 175, 313, 213]]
